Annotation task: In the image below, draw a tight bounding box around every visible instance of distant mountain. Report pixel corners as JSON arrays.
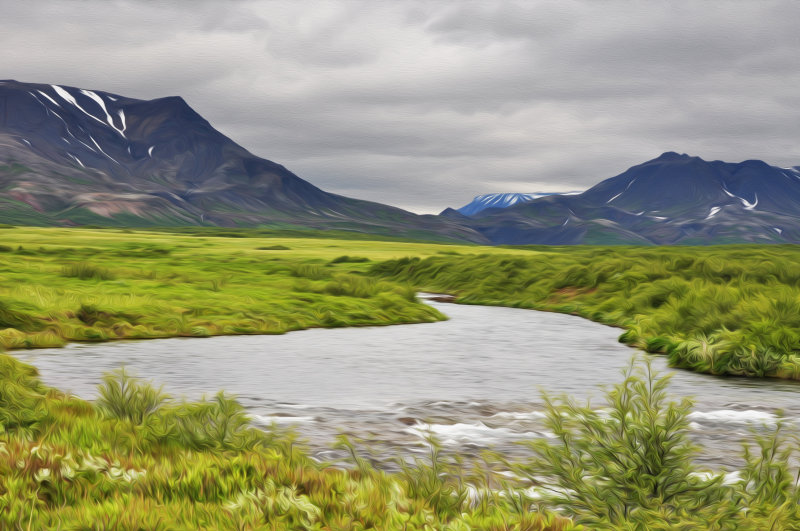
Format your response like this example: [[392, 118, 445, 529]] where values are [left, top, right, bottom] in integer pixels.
[[457, 152, 800, 245], [0, 80, 486, 242], [453, 192, 579, 216]]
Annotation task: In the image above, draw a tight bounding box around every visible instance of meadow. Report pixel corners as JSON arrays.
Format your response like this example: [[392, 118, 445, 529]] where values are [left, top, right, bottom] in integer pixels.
[[0, 226, 527, 350], [2, 227, 800, 528]]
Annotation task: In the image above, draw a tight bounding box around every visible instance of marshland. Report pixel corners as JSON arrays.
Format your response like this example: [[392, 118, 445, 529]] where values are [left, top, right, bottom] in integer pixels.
[[2, 226, 800, 529]]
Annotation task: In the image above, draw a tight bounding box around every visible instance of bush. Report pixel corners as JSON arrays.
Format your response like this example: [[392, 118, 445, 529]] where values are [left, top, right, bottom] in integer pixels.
[[330, 255, 370, 264], [61, 262, 115, 281], [96, 368, 169, 425], [0, 300, 43, 331], [168, 392, 254, 451], [290, 264, 328, 280], [518, 357, 727, 527]]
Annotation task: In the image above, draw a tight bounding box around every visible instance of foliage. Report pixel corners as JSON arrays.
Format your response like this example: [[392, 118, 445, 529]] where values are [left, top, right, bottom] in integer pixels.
[[518, 359, 730, 527], [61, 261, 116, 280], [0, 226, 492, 350], [96, 368, 169, 425], [373, 246, 800, 379], [330, 254, 370, 264], [3, 227, 800, 526], [0, 358, 575, 529]]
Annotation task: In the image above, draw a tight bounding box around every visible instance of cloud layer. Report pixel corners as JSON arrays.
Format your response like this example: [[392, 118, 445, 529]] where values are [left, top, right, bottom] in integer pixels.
[[2, 1, 798, 212]]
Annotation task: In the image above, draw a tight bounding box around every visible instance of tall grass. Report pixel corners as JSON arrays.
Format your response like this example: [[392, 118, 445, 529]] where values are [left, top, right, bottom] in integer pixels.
[[373, 247, 800, 379], [96, 368, 168, 425], [61, 261, 115, 280], [2, 354, 798, 528], [0, 228, 449, 350], [0, 356, 577, 529]]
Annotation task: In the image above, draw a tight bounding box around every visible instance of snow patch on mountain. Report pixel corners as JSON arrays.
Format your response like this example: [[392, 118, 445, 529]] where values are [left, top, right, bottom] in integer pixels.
[[67, 153, 85, 168], [607, 178, 637, 204], [456, 192, 579, 216], [36, 90, 61, 108], [79, 89, 126, 138], [722, 186, 758, 211]]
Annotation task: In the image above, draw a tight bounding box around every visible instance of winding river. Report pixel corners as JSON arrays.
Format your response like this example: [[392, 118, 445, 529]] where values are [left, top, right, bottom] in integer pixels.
[[12, 294, 800, 470]]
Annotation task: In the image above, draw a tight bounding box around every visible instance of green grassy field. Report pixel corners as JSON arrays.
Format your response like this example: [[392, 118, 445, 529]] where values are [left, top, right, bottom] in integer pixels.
[[0, 226, 535, 350], [3, 227, 800, 528]]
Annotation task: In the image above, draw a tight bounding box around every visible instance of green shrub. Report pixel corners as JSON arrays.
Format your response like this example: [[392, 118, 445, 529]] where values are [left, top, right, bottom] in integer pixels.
[[290, 264, 328, 280], [0, 300, 43, 331], [256, 245, 291, 250], [61, 262, 115, 281], [95, 368, 169, 425], [518, 358, 727, 527], [330, 255, 370, 264], [168, 392, 254, 451]]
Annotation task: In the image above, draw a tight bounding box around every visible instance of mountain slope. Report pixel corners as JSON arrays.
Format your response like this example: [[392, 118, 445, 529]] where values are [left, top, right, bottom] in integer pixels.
[[454, 192, 576, 216], [460, 153, 800, 245], [0, 80, 486, 242]]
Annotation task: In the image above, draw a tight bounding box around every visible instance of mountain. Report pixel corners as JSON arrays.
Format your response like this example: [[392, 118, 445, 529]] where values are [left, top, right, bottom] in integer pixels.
[[453, 192, 579, 216], [0, 80, 486, 242], [457, 152, 800, 245]]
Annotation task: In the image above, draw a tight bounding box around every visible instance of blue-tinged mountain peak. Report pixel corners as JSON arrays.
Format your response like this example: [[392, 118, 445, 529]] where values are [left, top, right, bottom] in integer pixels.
[[455, 192, 578, 216]]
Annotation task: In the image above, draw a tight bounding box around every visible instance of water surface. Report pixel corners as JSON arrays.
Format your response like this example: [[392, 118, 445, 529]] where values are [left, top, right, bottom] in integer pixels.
[[14, 294, 800, 469]]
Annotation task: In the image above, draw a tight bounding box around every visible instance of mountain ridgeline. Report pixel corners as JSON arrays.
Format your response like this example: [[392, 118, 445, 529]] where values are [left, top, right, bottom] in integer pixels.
[[450, 153, 800, 245], [2, 80, 800, 245], [454, 192, 577, 216], [0, 80, 484, 242]]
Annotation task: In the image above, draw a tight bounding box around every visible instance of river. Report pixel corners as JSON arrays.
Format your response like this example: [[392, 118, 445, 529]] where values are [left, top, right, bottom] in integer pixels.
[[12, 294, 800, 470]]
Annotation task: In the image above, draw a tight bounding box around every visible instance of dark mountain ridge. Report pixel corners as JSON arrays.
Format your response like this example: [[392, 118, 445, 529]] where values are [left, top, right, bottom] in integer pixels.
[[0, 80, 486, 242], [4, 79, 800, 245], [458, 152, 800, 245]]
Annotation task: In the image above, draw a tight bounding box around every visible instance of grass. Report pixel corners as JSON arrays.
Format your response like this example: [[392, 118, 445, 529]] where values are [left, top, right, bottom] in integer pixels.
[[0, 353, 578, 530], [0, 226, 532, 350], [2, 350, 799, 528], [3, 227, 800, 526], [372, 246, 800, 379]]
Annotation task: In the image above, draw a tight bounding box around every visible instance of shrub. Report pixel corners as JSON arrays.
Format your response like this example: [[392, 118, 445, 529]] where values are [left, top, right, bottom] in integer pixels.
[[518, 357, 727, 527], [256, 245, 291, 250], [0, 300, 43, 331], [290, 264, 328, 280], [96, 368, 169, 425], [330, 255, 370, 264], [61, 262, 115, 281], [169, 392, 254, 451]]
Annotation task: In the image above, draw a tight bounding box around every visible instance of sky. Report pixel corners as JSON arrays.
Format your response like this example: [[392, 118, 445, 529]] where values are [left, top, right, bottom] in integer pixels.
[[2, 1, 799, 213]]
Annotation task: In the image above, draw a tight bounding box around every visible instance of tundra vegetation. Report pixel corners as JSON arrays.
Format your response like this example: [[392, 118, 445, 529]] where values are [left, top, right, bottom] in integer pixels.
[[1, 227, 800, 528], [373, 245, 800, 379]]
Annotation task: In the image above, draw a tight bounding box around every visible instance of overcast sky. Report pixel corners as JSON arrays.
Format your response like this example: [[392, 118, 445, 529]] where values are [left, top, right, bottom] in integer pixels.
[[2, 1, 799, 213]]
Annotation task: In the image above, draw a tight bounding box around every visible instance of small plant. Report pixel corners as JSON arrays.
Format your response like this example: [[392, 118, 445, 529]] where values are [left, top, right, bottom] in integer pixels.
[[290, 264, 328, 280], [0, 300, 43, 331], [256, 245, 291, 250], [61, 262, 115, 281], [96, 368, 169, 425], [398, 435, 469, 521], [170, 391, 254, 450], [330, 255, 370, 264], [518, 357, 727, 527]]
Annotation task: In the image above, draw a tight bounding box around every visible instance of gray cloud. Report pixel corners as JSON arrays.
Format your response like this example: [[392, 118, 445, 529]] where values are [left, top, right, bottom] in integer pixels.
[[1, 0, 798, 213]]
